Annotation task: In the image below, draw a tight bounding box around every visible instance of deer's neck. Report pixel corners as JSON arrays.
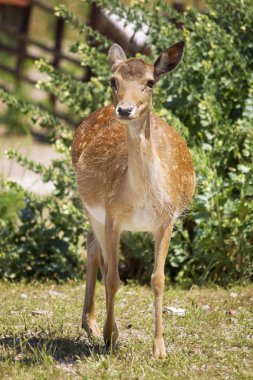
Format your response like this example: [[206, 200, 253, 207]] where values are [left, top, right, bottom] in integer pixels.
[[126, 113, 161, 197]]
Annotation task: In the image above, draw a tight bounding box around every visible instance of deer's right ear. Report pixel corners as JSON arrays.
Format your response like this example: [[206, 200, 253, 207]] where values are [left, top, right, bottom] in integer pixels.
[[108, 44, 126, 70]]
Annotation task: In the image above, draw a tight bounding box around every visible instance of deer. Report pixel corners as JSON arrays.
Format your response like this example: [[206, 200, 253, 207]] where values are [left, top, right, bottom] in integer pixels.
[[72, 41, 196, 359]]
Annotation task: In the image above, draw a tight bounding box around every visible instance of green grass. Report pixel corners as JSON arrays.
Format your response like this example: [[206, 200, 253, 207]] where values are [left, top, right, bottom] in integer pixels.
[[0, 281, 252, 379]]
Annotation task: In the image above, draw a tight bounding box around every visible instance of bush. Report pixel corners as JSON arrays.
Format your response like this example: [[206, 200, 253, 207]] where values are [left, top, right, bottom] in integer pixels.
[[0, 0, 252, 284], [0, 180, 86, 281]]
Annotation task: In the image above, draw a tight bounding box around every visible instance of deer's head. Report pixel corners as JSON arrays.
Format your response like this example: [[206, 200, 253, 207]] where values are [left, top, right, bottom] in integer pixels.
[[108, 41, 185, 124]]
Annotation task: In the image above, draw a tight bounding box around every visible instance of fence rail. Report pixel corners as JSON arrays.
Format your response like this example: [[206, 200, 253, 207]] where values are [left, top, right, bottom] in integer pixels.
[[0, 0, 83, 84]]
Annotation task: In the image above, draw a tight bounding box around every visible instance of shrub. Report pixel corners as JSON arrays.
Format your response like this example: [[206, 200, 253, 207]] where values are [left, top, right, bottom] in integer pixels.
[[0, 0, 252, 284], [0, 179, 86, 281]]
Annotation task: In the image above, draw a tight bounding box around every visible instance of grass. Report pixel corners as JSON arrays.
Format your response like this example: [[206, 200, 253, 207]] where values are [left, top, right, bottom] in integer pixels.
[[0, 281, 252, 379]]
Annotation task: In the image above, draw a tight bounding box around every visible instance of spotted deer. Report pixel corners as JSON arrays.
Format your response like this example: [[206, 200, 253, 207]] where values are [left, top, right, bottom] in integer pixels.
[[72, 41, 195, 358]]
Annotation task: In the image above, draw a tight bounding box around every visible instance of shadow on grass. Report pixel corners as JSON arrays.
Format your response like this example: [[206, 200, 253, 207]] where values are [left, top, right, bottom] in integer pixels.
[[0, 334, 112, 364]]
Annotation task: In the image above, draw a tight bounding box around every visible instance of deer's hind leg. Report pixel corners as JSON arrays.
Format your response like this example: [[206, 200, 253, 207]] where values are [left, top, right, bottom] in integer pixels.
[[152, 221, 174, 359], [82, 230, 101, 338]]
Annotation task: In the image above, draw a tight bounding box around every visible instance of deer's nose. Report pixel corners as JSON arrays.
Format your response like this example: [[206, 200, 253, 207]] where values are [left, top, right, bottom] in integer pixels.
[[117, 105, 134, 117]]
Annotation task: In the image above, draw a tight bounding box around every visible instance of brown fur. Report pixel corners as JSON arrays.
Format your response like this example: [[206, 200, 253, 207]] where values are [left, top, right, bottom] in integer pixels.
[[72, 42, 195, 358], [115, 58, 153, 79], [73, 105, 194, 215]]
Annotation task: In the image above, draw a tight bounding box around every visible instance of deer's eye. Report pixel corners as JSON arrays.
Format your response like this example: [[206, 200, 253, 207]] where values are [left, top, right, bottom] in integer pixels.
[[147, 80, 154, 88], [110, 78, 117, 90]]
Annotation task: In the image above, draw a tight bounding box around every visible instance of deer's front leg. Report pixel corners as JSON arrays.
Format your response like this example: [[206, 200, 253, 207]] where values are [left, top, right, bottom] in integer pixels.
[[103, 217, 120, 347], [82, 230, 101, 338], [151, 222, 174, 359]]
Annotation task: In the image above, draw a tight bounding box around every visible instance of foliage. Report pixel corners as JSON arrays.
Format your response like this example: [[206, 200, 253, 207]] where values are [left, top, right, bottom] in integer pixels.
[[0, 0, 252, 284], [0, 181, 86, 281], [0, 107, 30, 135], [0, 182, 25, 225]]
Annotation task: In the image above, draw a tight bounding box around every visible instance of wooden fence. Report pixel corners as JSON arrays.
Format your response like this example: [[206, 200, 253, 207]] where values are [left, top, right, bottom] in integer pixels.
[[0, 0, 205, 123], [0, 0, 82, 86]]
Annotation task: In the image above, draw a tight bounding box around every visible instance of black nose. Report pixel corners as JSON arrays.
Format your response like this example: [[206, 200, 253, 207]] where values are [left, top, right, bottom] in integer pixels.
[[117, 106, 133, 117]]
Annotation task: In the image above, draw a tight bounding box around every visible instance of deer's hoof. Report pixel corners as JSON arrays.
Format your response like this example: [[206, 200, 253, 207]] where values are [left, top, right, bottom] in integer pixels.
[[103, 319, 119, 347], [153, 338, 167, 359], [82, 317, 101, 338]]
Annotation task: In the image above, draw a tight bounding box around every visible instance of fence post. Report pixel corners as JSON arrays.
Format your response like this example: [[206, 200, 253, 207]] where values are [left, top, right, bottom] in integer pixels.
[[50, 16, 64, 107], [15, 3, 31, 84]]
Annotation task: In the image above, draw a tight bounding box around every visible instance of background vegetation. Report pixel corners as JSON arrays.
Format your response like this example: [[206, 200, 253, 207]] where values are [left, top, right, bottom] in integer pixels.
[[0, 0, 252, 285]]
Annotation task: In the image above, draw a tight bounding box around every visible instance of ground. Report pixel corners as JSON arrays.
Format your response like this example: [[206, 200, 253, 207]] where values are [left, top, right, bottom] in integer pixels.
[[0, 281, 252, 380]]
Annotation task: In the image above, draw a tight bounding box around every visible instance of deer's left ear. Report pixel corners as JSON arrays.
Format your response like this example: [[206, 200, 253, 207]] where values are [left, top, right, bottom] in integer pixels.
[[108, 44, 126, 70], [154, 41, 185, 80]]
